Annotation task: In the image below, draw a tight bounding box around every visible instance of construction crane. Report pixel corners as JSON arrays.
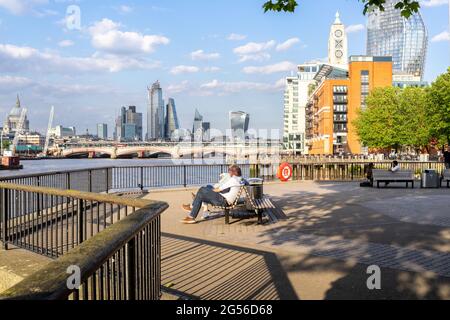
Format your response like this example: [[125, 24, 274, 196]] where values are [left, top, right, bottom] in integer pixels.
[[10, 108, 28, 156], [42, 106, 55, 157]]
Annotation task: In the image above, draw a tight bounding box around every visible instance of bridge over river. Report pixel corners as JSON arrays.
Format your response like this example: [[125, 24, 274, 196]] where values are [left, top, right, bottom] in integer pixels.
[[51, 142, 281, 159]]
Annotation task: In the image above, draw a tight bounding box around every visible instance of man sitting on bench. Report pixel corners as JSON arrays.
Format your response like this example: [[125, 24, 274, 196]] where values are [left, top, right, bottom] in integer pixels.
[[180, 165, 243, 224], [385, 161, 400, 187]]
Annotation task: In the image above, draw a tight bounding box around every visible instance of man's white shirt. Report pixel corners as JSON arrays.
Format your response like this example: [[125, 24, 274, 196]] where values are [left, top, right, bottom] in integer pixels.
[[219, 176, 243, 204]]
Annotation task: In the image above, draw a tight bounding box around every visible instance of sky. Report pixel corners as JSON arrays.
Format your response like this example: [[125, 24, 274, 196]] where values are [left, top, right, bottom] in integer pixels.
[[0, 0, 449, 136]]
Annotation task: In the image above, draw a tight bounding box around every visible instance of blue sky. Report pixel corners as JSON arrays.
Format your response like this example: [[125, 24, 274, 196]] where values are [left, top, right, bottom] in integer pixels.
[[0, 0, 449, 135]]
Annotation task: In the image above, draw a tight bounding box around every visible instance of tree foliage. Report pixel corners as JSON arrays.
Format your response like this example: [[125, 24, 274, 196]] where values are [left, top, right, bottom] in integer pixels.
[[354, 87, 432, 151], [263, 0, 420, 18], [426, 68, 450, 145]]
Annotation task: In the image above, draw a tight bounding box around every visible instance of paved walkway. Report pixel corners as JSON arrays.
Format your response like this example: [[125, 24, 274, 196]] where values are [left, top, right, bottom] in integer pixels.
[[147, 181, 450, 300]]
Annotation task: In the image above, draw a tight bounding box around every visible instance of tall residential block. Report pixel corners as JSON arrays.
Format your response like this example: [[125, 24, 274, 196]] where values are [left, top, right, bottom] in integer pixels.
[[283, 13, 347, 155], [306, 56, 393, 155]]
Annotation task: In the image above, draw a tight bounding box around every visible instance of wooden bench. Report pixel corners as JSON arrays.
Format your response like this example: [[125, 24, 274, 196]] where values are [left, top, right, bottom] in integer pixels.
[[443, 170, 450, 188], [211, 185, 285, 225], [372, 170, 415, 189]]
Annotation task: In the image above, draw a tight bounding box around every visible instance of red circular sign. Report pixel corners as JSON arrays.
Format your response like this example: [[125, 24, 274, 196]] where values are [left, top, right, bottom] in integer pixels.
[[278, 163, 293, 182]]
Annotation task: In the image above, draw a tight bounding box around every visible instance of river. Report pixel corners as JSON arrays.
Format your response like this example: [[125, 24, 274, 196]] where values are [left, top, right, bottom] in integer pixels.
[[0, 158, 243, 178]]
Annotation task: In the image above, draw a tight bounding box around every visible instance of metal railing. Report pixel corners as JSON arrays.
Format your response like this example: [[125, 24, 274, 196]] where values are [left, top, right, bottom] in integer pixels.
[[0, 167, 111, 193], [291, 161, 447, 181], [1, 199, 167, 300], [1, 162, 447, 195]]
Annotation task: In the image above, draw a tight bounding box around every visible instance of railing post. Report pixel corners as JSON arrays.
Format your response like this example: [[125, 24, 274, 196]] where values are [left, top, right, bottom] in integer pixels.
[[88, 170, 92, 193], [1, 189, 8, 250], [67, 172, 71, 190], [126, 238, 136, 300], [78, 199, 84, 244], [351, 163, 354, 181], [183, 165, 187, 188], [106, 168, 110, 194], [140, 167, 144, 192]]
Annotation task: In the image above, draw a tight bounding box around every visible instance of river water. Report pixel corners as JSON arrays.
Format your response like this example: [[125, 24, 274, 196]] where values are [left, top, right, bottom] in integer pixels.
[[0, 158, 245, 178]]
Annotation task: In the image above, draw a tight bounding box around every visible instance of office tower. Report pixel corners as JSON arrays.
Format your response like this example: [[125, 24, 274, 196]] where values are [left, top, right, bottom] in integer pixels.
[[328, 12, 348, 66], [192, 109, 203, 141], [115, 106, 143, 142], [147, 81, 165, 140], [3, 95, 30, 135], [230, 111, 250, 141], [202, 122, 211, 142], [367, 0, 427, 79], [306, 56, 393, 155], [97, 124, 108, 140], [165, 98, 180, 140]]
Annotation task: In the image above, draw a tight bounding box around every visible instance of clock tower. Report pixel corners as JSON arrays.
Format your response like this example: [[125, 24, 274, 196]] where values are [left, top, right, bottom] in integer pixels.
[[328, 12, 348, 66]]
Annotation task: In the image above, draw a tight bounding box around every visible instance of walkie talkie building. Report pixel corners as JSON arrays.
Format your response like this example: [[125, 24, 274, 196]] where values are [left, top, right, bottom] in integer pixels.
[[367, 0, 428, 79]]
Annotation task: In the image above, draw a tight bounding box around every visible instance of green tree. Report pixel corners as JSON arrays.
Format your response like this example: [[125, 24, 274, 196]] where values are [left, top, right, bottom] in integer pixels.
[[427, 68, 450, 146], [2, 140, 11, 151], [354, 87, 402, 150], [354, 86, 431, 152], [263, 0, 420, 18], [399, 87, 431, 151]]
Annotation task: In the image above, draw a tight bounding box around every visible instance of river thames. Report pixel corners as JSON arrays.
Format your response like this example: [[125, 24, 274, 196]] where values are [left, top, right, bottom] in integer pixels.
[[0, 158, 248, 178]]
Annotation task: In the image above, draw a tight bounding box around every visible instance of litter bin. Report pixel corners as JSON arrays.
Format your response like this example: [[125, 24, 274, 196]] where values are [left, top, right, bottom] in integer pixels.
[[246, 178, 264, 210], [422, 170, 440, 188]]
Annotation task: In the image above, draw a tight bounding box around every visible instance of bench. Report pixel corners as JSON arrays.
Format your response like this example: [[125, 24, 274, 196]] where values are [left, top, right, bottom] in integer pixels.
[[443, 170, 450, 188], [372, 170, 415, 189], [211, 185, 284, 225]]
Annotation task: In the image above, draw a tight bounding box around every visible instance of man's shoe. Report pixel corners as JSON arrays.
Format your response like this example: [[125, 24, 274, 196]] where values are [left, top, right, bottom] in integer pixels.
[[180, 217, 197, 224], [182, 204, 192, 212]]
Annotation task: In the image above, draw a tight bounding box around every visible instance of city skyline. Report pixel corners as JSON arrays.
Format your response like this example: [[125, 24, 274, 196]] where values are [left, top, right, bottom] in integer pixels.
[[0, 0, 448, 134]]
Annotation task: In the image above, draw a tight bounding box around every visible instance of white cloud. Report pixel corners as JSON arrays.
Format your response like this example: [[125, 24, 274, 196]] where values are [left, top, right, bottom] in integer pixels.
[[199, 79, 284, 95], [0, 75, 34, 93], [227, 33, 247, 41], [421, 0, 448, 7], [58, 40, 74, 47], [117, 5, 133, 13], [431, 30, 450, 42], [0, 43, 160, 73], [191, 49, 220, 61], [243, 61, 296, 74], [234, 40, 276, 63], [345, 24, 365, 34], [170, 65, 200, 75], [167, 81, 190, 94], [276, 38, 300, 52], [88, 18, 170, 55], [204, 66, 221, 72], [0, 0, 48, 15]]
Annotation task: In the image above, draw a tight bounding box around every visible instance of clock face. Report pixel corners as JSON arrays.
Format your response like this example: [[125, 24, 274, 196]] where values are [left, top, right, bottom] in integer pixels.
[[335, 50, 343, 58], [335, 30, 343, 38]]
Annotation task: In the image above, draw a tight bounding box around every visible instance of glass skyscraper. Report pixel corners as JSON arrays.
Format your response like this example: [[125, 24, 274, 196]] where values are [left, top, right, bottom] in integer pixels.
[[147, 81, 165, 141], [165, 98, 180, 140], [230, 111, 250, 141], [367, 0, 427, 79]]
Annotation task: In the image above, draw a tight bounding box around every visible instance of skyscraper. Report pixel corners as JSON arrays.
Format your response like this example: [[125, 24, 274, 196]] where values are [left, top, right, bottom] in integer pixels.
[[147, 81, 165, 140], [230, 111, 250, 141], [367, 0, 428, 79], [192, 109, 204, 141], [115, 106, 143, 142], [202, 122, 211, 142], [165, 98, 180, 140], [97, 124, 108, 140]]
